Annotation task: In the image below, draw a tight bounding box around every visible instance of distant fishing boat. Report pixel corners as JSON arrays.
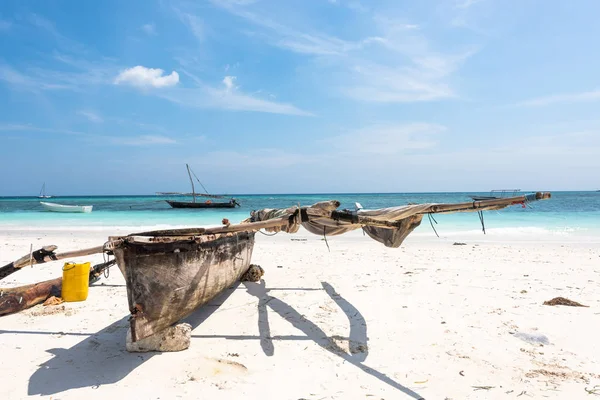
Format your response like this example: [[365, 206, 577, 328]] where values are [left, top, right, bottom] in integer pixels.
[[470, 189, 521, 201], [164, 164, 239, 209], [38, 183, 52, 199], [40, 202, 93, 213]]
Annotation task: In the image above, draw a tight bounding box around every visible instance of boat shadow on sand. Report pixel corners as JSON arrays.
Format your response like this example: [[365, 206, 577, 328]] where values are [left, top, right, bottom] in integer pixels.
[[24, 281, 423, 399], [189, 280, 424, 400], [24, 286, 240, 396]]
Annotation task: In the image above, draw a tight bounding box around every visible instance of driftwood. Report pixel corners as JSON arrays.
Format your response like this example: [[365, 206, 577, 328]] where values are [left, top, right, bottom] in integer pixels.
[[0, 259, 116, 316], [0, 245, 105, 281], [0, 277, 62, 316]]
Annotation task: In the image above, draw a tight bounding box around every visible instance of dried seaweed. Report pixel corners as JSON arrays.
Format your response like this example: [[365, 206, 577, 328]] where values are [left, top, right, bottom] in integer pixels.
[[543, 297, 589, 307]]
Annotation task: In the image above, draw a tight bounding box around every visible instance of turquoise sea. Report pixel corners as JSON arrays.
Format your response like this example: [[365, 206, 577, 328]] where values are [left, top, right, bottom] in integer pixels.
[[0, 192, 599, 238]]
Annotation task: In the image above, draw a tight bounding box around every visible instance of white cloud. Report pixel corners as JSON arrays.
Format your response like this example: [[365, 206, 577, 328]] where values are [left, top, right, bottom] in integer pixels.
[[516, 90, 600, 107], [222, 75, 237, 91], [114, 66, 180, 88], [78, 110, 103, 123], [141, 23, 157, 35]]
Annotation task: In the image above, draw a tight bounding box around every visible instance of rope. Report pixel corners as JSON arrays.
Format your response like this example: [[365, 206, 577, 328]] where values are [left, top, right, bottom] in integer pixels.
[[258, 229, 279, 236], [323, 226, 330, 252], [190, 168, 210, 195], [477, 210, 486, 234], [427, 213, 439, 238], [101, 241, 114, 279]]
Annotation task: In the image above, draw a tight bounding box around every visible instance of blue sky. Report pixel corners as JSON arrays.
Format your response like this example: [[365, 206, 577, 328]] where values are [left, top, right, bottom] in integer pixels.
[[1, 0, 599, 195]]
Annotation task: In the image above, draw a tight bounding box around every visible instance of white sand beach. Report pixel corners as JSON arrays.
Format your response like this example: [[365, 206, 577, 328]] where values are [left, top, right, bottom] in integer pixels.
[[1, 228, 599, 399]]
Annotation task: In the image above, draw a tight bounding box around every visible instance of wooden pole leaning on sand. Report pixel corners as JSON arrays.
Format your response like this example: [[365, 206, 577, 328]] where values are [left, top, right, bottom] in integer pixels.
[[0, 245, 105, 281]]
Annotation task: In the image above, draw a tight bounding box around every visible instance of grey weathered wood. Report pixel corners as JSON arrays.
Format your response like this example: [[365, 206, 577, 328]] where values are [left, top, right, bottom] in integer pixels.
[[0, 245, 106, 282], [0, 277, 62, 316], [112, 231, 256, 342]]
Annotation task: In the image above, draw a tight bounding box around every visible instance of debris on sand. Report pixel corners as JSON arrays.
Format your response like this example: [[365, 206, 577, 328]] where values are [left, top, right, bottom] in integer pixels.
[[543, 297, 588, 307], [43, 296, 64, 306], [453, 242, 467, 246]]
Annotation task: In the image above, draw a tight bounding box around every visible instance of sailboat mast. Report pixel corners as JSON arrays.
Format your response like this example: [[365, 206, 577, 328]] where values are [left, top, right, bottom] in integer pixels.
[[186, 164, 196, 203]]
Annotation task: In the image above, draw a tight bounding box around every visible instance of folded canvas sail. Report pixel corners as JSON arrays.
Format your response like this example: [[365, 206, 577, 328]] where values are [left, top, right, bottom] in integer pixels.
[[245, 192, 551, 248]]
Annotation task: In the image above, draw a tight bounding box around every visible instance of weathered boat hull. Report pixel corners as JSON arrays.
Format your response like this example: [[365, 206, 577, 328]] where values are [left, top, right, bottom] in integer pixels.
[[112, 231, 255, 342], [165, 200, 236, 209]]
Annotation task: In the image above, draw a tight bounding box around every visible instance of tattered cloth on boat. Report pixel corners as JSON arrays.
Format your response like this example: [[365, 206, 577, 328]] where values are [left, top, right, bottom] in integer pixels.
[[245, 200, 513, 248]]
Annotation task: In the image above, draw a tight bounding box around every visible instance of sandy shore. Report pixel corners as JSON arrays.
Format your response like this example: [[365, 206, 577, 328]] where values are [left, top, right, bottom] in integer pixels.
[[1, 228, 599, 399]]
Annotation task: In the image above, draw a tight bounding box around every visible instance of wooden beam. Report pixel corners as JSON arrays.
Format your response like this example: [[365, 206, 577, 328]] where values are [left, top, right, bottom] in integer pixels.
[[0, 245, 106, 282]]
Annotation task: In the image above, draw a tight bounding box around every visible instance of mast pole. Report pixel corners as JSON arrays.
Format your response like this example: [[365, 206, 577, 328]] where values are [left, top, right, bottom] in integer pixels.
[[186, 164, 196, 203]]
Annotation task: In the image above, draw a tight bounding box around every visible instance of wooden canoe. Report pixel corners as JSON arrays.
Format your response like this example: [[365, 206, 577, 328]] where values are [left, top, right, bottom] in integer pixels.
[[110, 231, 255, 342]]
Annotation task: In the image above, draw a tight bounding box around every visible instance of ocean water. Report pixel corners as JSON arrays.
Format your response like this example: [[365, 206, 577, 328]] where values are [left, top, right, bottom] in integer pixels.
[[0, 192, 599, 238]]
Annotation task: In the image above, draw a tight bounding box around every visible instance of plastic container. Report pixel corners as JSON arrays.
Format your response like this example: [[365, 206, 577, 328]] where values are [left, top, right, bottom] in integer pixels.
[[61, 262, 90, 302]]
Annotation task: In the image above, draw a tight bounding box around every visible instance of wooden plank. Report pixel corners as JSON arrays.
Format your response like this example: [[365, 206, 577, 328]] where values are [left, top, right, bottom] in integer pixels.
[[0, 277, 62, 316]]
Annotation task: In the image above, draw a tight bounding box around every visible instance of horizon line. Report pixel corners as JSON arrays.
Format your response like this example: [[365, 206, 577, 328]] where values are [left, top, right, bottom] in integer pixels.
[[0, 189, 591, 198]]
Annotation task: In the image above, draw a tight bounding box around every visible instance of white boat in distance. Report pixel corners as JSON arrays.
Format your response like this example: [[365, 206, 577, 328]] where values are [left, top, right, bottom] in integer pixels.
[[40, 202, 93, 213], [38, 183, 52, 199]]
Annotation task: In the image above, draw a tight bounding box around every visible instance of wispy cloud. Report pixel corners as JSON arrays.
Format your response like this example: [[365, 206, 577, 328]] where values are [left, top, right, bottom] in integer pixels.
[[516, 90, 600, 107], [28, 13, 59, 35], [159, 77, 314, 116], [324, 123, 446, 154], [0, 123, 178, 146], [0, 20, 11, 30], [206, 1, 472, 103], [174, 9, 204, 43], [0, 123, 94, 137], [455, 0, 485, 9], [0, 59, 118, 92], [27, 13, 88, 54], [0, 15, 119, 93], [78, 110, 103, 123], [114, 66, 180, 88], [146, 60, 312, 115], [141, 23, 157, 35], [110, 135, 177, 146], [210, 0, 259, 6], [0, 63, 75, 91]]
